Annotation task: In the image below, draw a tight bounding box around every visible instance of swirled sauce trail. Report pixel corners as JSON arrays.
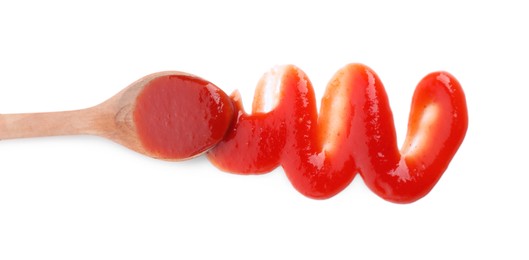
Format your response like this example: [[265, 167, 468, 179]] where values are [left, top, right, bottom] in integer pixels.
[[207, 64, 468, 203]]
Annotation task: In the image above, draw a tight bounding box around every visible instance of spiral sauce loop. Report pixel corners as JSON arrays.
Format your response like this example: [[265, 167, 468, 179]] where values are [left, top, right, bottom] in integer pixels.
[[207, 64, 468, 203]]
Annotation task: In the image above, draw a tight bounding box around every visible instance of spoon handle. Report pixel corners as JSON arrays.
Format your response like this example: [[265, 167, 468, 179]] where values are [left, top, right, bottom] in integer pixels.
[[0, 106, 110, 140]]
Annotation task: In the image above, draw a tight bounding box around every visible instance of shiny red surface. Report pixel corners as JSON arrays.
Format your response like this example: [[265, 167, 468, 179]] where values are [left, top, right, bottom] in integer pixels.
[[134, 74, 233, 160], [208, 64, 468, 203]]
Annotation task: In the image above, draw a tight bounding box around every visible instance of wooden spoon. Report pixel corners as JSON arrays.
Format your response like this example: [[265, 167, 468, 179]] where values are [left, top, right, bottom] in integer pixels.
[[0, 72, 234, 160]]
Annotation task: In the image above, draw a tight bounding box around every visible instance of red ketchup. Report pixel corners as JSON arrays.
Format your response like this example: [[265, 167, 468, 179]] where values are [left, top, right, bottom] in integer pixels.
[[134, 74, 233, 160], [207, 64, 468, 203]]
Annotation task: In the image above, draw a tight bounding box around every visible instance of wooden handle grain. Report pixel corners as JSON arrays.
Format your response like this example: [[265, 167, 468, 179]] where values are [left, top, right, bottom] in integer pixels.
[[0, 106, 110, 140]]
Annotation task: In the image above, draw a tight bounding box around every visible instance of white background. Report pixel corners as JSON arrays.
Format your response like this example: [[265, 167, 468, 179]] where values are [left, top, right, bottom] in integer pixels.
[[1, 1, 527, 259]]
